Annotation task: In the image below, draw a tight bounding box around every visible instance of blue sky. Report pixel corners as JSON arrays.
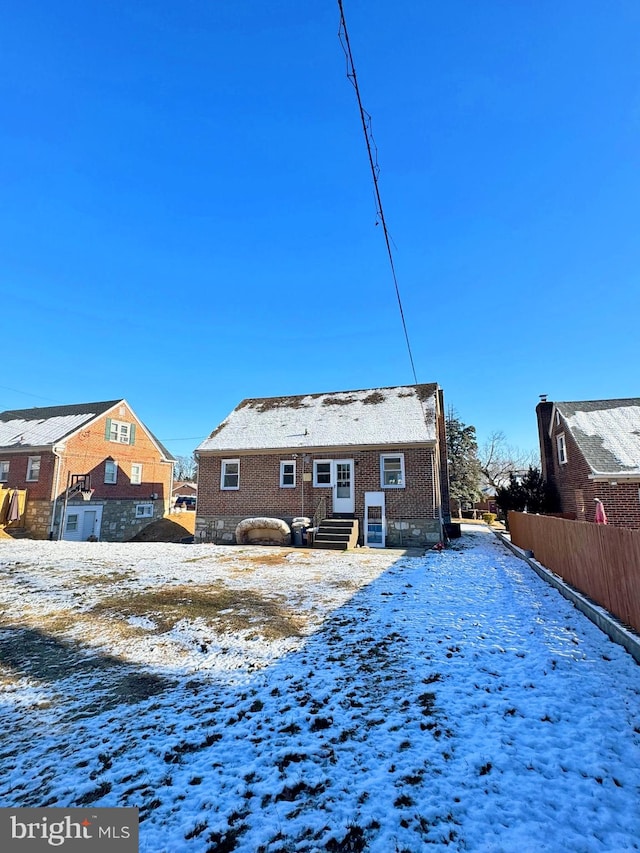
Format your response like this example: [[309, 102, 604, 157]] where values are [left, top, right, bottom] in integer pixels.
[[2, 1, 639, 461]]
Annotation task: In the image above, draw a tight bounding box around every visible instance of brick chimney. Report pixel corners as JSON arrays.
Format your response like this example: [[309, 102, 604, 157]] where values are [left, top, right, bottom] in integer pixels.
[[536, 395, 554, 482]]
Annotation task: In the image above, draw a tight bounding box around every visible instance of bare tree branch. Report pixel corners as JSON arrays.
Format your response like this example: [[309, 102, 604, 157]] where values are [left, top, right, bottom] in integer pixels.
[[478, 431, 536, 492]]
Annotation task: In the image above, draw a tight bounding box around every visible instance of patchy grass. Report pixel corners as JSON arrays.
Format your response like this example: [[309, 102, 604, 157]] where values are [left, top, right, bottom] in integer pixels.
[[90, 585, 305, 639]]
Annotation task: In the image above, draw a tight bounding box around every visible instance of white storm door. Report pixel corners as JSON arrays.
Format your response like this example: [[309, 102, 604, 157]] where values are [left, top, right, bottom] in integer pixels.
[[332, 460, 355, 514], [81, 510, 98, 540], [365, 491, 386, 548]]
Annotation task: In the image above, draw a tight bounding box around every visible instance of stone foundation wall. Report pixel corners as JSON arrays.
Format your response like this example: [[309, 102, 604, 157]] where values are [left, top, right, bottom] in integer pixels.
[[385, 518, 442, 547], [100, 500, 163, 542], [23, 500, 53, 539], [196, 514, 442, 548], [195, 515, 247, 544]]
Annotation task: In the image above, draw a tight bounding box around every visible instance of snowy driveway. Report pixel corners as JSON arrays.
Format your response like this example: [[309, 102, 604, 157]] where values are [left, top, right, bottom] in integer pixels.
[[1, 527, 639, 852]]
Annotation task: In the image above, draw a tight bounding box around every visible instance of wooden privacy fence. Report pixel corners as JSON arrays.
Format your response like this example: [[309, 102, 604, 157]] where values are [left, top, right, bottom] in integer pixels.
[[0, 487, 27, 530], [509, 512, 640, 635]]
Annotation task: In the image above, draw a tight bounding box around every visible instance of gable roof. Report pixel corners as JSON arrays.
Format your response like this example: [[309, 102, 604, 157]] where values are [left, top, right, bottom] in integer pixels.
[[197, 384, 440, 453], [0, 401, 121, 449], [0, 400, 175, 461], [553, 398, 640, 476]]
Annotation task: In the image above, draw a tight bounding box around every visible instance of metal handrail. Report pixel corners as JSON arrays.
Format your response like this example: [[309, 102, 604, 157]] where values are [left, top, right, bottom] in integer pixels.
[[312, 496, 328, 530]]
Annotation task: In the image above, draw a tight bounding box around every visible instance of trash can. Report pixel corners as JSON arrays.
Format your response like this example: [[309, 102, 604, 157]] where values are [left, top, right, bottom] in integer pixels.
[[291, 517, 311, 547]]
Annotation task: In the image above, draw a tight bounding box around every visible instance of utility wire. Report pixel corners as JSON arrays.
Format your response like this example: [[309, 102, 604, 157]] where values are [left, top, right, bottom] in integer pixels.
[[337, 0, 418, 386]]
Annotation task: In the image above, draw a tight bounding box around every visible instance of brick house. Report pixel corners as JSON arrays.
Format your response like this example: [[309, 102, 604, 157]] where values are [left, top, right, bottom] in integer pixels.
[[172, 481, 198, 499], [537, 396, 640, 528], [0, 400, 174, 540], [195, 383, 451, 547]]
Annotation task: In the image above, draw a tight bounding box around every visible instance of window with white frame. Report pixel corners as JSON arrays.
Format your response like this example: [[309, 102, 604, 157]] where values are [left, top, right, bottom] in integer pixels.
[[221, 459, 240, 490], [26, 456, 41, 482], [557, 433, 567, 465], [130, 463, 143, 485], [104, 460, 118, 484], [66, 513, 79, 532], [380, 453, 405, 487], [108, 419, 132, 444], [313, 460, 332, 487], [0, 461, 9, 482], [280, 460, 296, 488], [135, 503, 154, 518]]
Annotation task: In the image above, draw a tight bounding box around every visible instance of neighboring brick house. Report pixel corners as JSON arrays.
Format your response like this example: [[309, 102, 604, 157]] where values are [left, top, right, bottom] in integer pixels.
[[0, 400, 174, 540], [195, 383, 451, 547], [537, 396, 640, 528], [172, 481, 198, 499]]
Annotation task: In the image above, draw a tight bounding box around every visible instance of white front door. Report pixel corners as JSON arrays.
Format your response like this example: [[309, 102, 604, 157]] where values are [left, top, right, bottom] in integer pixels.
[[332, 460, 355, 514]]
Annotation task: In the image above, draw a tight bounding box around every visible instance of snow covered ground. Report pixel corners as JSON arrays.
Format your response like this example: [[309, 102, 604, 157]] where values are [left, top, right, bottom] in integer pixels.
[[0, 526, 639, 852]]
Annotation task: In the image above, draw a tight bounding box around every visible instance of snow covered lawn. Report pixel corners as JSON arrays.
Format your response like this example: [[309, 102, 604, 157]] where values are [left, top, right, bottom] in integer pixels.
[[1, 527, 639, 852]]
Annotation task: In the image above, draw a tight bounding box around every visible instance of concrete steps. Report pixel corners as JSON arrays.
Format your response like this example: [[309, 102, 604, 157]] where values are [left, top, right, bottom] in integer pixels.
[[313, 517, 359, 550]]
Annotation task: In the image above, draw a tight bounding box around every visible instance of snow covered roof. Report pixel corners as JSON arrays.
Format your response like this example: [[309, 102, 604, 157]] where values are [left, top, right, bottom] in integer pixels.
[[198, 384, 440, 453], [555, 398, 640, 475], [0, 401, 121, 449]]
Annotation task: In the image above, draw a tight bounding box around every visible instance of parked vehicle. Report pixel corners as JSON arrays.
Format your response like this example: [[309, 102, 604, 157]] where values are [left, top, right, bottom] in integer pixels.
[[175, 495, 196, 510]]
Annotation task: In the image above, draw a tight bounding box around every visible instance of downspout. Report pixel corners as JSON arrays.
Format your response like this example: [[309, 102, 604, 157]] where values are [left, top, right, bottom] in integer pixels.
[[432, 446, 444, 543], [168, 455, 175, 516], [50, 444, 64, 540]]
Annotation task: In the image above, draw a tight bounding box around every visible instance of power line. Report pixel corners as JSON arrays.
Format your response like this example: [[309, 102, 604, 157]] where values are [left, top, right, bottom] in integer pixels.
[[337, 0, 418, 386]]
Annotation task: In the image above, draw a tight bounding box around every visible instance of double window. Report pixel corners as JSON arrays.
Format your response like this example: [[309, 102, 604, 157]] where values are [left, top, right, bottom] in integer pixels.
[[0, 461, 9, 482], [106, 418, 136, 445], [280, 460, 296, 488], [26, 456, 41, 482], [104, 460, 118, 484], [221, 459, 240, 490], [380, 453, 405, 488]]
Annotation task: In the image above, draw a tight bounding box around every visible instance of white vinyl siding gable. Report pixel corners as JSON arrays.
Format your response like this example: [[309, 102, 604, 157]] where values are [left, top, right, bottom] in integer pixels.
[[221, 459, 240, 490]]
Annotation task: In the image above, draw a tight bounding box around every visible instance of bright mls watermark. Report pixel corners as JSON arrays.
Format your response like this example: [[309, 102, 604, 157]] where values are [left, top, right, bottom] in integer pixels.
[[0, 808, 138, 851]]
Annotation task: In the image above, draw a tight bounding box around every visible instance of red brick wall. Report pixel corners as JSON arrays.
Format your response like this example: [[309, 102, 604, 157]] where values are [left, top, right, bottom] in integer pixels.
[[0, 452, 57, 500], [197, 447, 437, 522], [593, 481, 640, 529], [547, 421, 594, 517], [546, 415, 640, 528], [0, 403, 173, 504], [60, 404, 173, 502]]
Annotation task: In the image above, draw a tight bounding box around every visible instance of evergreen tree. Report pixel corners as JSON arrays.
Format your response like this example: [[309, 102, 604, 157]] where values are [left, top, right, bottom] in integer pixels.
[[495, 465, 558, 522], [445, 408, 482, 514]]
